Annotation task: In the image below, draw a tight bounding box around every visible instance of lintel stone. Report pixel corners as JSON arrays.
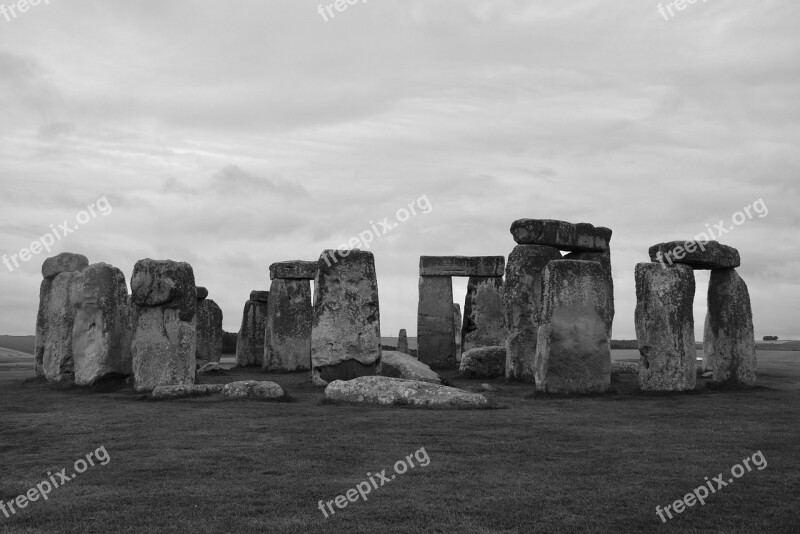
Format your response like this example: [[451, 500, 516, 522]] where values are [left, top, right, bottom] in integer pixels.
[[419, 256, 505, 277]]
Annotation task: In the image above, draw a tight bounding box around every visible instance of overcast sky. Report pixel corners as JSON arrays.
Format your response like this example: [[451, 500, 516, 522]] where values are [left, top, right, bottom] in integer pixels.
[[1, 0, 798, 340]]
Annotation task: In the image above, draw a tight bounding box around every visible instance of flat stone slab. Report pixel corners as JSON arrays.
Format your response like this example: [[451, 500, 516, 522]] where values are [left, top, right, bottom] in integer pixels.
[[510, 219, 611, 251], [419, 256, 505, 277], [151, 384, 224, 399], [269, 261, 318, 280], [381, 351, 441, 384], [42, 252, 89, 280], [459, 346, 506, 378], [648, 241, 740, 270], [221, 380, 284, 399], [325, 376, 488, 409], [249, 290, 270, 303]]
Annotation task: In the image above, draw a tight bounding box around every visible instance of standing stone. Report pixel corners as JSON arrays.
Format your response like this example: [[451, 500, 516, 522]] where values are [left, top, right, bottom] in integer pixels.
[[196, 297, 224, 366], [263, 278, 312, 372], [461, 276, 506, 354], [535, 260, 612, 393], [453, 303, 462, 362], [504, 244, 562, 382], [311, 249, 381, 385], [236, 291, 269, 367], [417, 276, 455, 369], [70, 263, 132, 386], [35, 253, 89, 383], [634, 263, 696, 391], [130, 259, 197, 392], [397, 329, 409, 354], [704, 269, 757, 386], [564, 249, 614, 340]]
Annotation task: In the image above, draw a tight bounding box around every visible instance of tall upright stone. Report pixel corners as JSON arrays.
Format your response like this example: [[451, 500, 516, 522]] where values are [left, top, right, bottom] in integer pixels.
[[564, 249, 614, 340], [461, 276, 506, 354], [195, 288, 223, 365], [504, 244, 562, 382], [70, 262, 132, 386], [397, 329, 409, 354], [311, 249, 381, 385], [417, 276, 455, 369], [704, 269, 757, 386], [34, 253, 89, 383], [634, 263, 696, 391], [236, 291, 269, 367], [263, 278, 313, 372], [535, 260, 612, 393], [453, 303, 462, 362], [130, 259, 197, 392]]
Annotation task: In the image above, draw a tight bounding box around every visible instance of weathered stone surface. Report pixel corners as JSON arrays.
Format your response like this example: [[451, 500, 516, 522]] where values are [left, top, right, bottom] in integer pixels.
[[503, 244, 562, 382], [564, 249, 614, 339], [269, 260, 317, 280], [250, 290, 270, 303], [459, 346, 506, 378], [325, 376, 488, 409], [70, 263, 132, 387], [195, 286, 209, 300], [130, 259, 196, 321], [511, 219, 611, 251], [611, 361, 639, 374], [535, 260, 612, 393], [195, 298, 223, 364], [197, 362, 223, 375], [453, 303, 462, 362], [41, 252, 89, 280], [131, 307, 196, 392], [221, 380, 284, 400], [419, 256, 505, 277], [151, 384, 223, 399], [35, 271, 82, 383], [634, 263, 696, 391], [417, 276, 455, 369], [397, 329, 409, 354], [704, 269, 757, 386], [263, 278, 312, 372], [461, 276, 506, 354], [381, 351, 441, 384], [648, 241, 740, 270], [311, 250, 381, 385], [235, 299, 268, 367]]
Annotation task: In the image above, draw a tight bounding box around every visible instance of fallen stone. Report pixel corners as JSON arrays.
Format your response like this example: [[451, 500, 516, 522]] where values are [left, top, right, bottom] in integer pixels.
[[250, 290, 270, 303], [269, 260, 318, 280], [41, 252, 89, 280], [311, 250, 381, 384], [70, 263, 132, 387], [477, 383, 498, 392], [535, 260, 612, 393], [397, 329, 409, 354], [263, 278, 312, 372], [197, 362, 223, 375], [381, 351, 441, 384], [417, 276, 455, 369], [130, 259, 196, 321], [634, 263, 696, 391], [325, 376, 488, 409], [459, 346, 506, 378], [648, 241, 740, 270], [419, 256, 505, 277], [151, 384, 223, 399], [503, 244, 562, 382], [511, 219, 611, 251], [704, 269, 757, 386], [221, 380, 284, 400], [461, 276, 506, 354], [236, 298, 268, 367], [195, 286, 209, 300], [196, 298, 223, 364]]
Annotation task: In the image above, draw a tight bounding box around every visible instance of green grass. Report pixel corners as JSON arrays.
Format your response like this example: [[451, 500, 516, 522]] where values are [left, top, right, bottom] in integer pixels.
[[0, 353, 798, 533]]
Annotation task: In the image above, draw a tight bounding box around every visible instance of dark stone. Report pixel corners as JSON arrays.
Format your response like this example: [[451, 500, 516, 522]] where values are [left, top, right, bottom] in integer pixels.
[[461, 277, 506, 354], [419, 256, 505, 277], [263, 278, 312, 372], [511, 219, 611, 251], [250, 290, 270, 303], [417, 276, 455, 369], [130, 259, 197, 322], [648, 241, 740, 270], [269, 260, 318, 280], [41, 252, 89, 280], [195, 286, 209, 300]]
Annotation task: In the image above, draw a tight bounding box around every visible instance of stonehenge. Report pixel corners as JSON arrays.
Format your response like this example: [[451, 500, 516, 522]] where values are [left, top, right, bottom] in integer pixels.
[[460, 276, 506, 354], [263, 261, 314, 372], [636, 240, 756, 389], [397, 328, 409, 354], [236, 290, 269, 367], [311, 249, 381, 385], [130, 259, 197, 392], [195, 287, 223, 366]]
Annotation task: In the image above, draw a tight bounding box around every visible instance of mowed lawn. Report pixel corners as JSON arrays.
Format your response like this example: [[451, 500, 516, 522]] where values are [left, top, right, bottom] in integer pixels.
[[0, 351, 798, 534]]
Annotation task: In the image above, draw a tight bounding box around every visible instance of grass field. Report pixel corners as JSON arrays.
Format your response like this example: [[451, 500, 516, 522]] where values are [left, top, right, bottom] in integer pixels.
[[1, 350, 798, 533]]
